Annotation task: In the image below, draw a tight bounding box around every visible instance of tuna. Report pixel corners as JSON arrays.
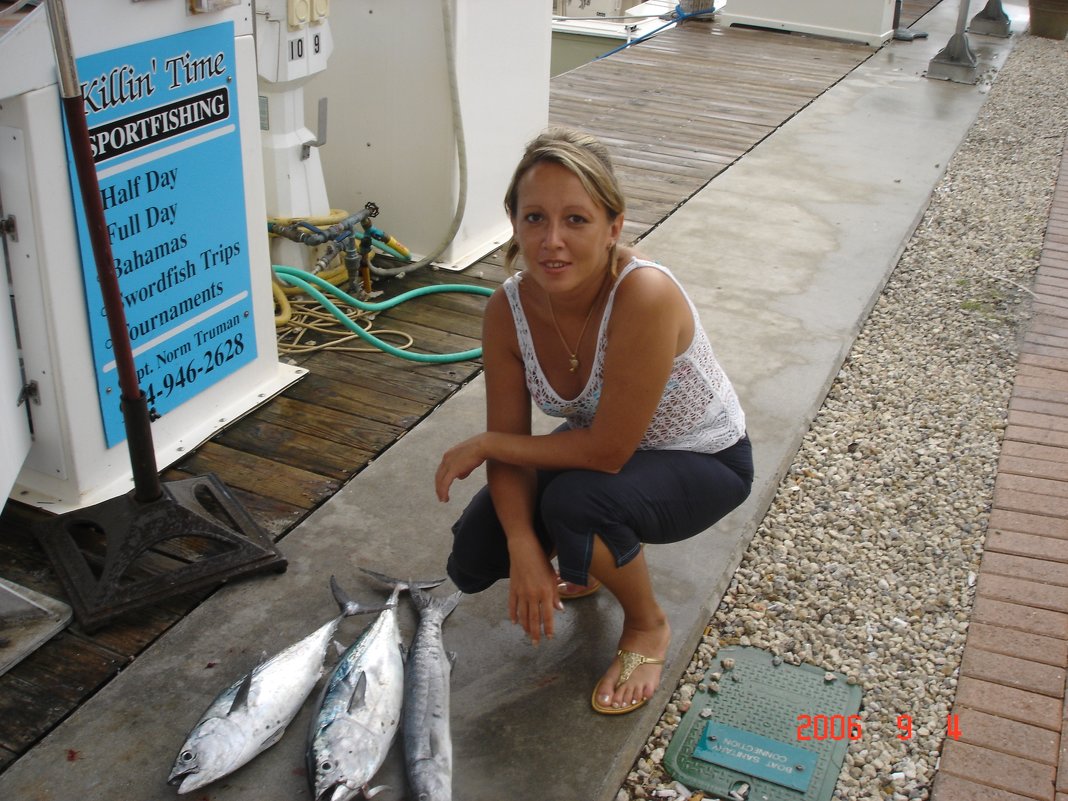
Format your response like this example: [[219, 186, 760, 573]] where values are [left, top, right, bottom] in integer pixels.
[[168, 577, 387, 794], [403, 586, 462, 801], [306, 569, 444, 801]]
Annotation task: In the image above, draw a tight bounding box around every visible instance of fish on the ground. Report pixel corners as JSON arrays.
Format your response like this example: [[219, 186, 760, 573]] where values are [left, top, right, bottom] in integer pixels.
[[403, 585, 461, 801], [307, 569, 444, 801], [168, 577, 388, 795]]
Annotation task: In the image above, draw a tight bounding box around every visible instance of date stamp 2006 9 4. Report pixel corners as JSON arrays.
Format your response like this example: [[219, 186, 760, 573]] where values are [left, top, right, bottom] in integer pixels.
[[796, 713, 962, 742]]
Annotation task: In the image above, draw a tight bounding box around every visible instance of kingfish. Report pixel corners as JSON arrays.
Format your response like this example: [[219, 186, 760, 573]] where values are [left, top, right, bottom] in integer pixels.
[[403, 586, 462, 801], [307, 569, 444, 801], [168, 577, 388, 794]]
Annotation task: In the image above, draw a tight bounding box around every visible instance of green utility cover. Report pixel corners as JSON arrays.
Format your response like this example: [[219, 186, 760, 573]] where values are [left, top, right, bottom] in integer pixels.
[[664, 646, 862, 801]]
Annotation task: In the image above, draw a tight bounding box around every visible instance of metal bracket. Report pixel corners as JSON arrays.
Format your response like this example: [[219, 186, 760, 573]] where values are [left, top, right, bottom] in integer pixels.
[[969, 0, 1011, 37], [0, 214, 16, 243], [16, 380, 38, 406], [301, 96, 328, 161]]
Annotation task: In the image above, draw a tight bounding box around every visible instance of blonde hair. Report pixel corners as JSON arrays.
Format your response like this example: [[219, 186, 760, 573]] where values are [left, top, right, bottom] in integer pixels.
[[502, 127, 625, 274]]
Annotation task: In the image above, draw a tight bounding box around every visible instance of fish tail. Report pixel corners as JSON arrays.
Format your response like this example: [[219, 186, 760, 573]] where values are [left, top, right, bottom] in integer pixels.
[[411, 586, 462, 620], [358, 566, 447, 594], [329, 575, 393, 617]]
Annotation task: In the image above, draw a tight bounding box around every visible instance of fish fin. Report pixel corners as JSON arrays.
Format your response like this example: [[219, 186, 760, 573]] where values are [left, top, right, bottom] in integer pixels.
[[448, 651, 458, 668], [331, 639, 346, 657], [364, 783, 391, 799], [409, 584, 432, 611], [412, 577, 448, 591], [410, 586, 462, 620], [359, 567, 446, 593], [260, 722, 287, 750], [329, 575, 355, 610], [348, 671, 367, 714], [229, 669, 253, 715], [439, 589, 463, 619], [330, 575, 396, 617], [400, 642, 409, 663], [358, 567, 399, 589]]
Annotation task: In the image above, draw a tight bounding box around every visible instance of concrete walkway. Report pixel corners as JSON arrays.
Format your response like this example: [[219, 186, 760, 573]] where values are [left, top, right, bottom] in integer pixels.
[[0, 4, 1032, 800]]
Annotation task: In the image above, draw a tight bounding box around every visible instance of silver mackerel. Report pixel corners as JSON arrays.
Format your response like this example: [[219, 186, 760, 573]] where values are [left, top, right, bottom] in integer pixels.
[[403, 586, 462, 801], [307, 570, 444, 801], [168, 577, 384, 794]]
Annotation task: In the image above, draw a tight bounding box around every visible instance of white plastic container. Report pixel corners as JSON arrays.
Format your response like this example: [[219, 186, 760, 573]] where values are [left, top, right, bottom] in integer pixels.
[[303, 0, 551, 271]]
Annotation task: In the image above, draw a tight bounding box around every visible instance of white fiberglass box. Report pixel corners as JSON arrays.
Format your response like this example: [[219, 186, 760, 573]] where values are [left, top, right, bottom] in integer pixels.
[[719, 0, 896, 46], [0, 1, 301, 510], [303, 0, 551, 271]]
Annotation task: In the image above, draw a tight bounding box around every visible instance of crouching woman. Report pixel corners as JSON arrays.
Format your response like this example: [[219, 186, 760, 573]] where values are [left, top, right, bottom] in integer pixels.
[[435, 127, 753, 714]]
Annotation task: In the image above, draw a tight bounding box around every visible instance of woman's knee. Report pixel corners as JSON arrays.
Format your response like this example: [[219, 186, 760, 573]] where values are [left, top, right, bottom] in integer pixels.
[[447, 486, 510, 590], [446, 555, 497, 594], [538, 471, 613, 528]]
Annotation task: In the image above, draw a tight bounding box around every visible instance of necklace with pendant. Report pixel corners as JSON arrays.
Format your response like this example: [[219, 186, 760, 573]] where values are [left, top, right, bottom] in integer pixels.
[[546, 276, 609, 373]]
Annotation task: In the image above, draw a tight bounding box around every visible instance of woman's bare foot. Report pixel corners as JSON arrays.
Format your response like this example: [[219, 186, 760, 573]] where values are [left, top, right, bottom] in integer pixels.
[[592, 617, 671, 712]]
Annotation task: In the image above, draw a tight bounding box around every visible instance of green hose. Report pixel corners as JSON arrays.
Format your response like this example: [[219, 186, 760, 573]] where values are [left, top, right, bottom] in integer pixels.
[[349, 229, 409, 262], [272, 264, 493, 363]]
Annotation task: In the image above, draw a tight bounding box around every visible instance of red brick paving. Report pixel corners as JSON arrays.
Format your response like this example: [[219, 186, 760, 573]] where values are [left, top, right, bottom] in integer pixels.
[[931, 141, 1068, 801]]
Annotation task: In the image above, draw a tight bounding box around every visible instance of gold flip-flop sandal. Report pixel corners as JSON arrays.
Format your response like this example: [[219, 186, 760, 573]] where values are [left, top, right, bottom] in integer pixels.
[[591, 649, 666, 715], [557, 575, 601, 600]]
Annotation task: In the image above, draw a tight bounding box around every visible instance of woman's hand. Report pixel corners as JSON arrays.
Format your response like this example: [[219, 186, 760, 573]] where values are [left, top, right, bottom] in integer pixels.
[[507, 539, 563, 645], [435, 434, 488, 502]]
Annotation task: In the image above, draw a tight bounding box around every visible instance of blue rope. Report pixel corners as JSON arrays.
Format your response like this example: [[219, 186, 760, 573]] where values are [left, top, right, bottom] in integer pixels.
[[595, 4, 717, 60]]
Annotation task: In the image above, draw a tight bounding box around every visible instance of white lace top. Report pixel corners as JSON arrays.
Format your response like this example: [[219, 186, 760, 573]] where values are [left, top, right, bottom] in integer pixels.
[[502, 258, 746, 454]]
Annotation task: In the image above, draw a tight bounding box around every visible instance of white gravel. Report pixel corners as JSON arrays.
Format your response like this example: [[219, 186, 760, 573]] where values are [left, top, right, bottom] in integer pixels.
[[620, 31, 1068, 801]]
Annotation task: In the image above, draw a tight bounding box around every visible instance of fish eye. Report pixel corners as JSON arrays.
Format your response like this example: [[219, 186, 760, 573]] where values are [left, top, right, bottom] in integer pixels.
[[180, 750, 195, 763], [319, 760, 333, 773]]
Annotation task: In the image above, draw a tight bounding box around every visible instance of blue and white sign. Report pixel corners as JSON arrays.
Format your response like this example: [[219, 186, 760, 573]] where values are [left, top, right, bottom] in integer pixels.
[[693, 720, 818, 792], [65, 22, 256, 447]]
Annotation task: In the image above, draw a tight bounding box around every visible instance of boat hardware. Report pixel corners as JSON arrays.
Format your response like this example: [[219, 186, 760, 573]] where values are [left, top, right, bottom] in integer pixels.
[[16, 380, 38, 407], [1, 213, 16, 242]]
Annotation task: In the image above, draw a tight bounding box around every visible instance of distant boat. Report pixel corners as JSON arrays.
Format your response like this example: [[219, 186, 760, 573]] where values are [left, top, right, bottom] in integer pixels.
[[551, 0, 685, 76]]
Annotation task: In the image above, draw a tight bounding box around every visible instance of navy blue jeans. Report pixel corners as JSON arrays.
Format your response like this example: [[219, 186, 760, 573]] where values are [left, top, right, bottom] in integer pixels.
[[446, 435, 753, 592]]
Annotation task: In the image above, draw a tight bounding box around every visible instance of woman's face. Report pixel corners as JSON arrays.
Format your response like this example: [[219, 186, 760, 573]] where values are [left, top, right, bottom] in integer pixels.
[[512, 161, 622, 296]]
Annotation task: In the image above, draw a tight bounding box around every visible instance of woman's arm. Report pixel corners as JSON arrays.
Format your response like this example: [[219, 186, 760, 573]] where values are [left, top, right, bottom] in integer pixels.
[[449, 288, 563, 643]]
